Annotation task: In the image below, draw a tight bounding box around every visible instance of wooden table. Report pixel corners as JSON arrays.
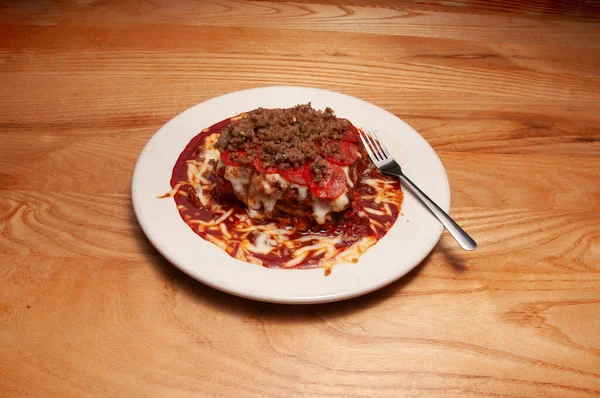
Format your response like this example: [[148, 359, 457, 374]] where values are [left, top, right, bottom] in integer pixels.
[[2, 1, 599, 396]]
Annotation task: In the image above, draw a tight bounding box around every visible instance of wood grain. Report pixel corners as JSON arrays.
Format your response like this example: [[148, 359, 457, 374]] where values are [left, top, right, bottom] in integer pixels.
[[3, 1, 599, 47], [1, 0, 599, 397]]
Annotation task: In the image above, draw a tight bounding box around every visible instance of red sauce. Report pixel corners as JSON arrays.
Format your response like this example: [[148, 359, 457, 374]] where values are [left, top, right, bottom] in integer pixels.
[[168, 114, 403, 269]]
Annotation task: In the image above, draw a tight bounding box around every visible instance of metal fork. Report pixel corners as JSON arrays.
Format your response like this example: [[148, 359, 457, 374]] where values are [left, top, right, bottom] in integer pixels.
[[359, 128, 477, 251]]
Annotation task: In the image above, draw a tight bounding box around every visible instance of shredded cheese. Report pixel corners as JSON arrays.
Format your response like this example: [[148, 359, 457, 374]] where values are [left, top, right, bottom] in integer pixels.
[[166, 130, 402, 272]]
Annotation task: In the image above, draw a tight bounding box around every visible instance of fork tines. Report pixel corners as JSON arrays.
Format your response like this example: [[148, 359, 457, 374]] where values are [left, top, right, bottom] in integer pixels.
[[359, 128, 390, 162]]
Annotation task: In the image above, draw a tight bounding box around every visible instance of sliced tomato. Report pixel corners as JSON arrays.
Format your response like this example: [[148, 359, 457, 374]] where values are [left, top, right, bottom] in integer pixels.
[[341, 122, 360, 143], [220, 150, 246, 166], [252, 156, 279, 174], [303, 161, 347, 199], [281, 165, 307, 185], [324, 140, 359, 166]]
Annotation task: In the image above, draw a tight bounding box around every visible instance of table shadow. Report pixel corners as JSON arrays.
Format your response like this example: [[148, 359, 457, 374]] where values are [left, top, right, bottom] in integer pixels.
[[437, 237, 468, 272]]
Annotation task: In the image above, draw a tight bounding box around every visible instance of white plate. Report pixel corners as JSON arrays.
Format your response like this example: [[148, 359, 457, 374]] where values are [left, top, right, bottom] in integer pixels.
[[132, 86, 450, 304]]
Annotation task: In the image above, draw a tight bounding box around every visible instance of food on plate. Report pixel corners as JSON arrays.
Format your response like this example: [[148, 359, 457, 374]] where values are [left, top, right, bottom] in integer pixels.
[[163, 104, 403, 273]]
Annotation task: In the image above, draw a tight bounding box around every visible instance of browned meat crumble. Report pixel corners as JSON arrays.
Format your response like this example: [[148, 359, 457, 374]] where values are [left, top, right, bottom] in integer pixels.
[[309, 156, 329, 182], [214, 103, 349, 172]]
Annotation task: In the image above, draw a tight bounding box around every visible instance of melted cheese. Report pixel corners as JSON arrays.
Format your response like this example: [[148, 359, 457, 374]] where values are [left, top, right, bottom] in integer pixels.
[[342, 166, 353, 188], [223, 163, 352, 224], [291, 184, 308, 201], [171, 131, 401, 272], [183, 134, 222, 206], [246, 232, 276, 254], [194, 185, 209, 207], [225, 166, 252, 197], [312, 195, 349, 224]]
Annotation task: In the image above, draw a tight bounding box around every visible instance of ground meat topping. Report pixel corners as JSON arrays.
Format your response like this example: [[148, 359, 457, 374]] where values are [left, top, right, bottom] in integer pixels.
[[214, 104, 349, 170], [309, 156, 329, 183], [321, 141, 343, 163]]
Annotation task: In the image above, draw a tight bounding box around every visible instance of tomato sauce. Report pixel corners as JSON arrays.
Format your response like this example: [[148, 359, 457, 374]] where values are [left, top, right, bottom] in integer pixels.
[[167, 114, 403, 270]]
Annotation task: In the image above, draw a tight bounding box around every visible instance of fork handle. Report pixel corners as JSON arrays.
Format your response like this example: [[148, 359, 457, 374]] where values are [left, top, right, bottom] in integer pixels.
[[389, 170, 477, 251]]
